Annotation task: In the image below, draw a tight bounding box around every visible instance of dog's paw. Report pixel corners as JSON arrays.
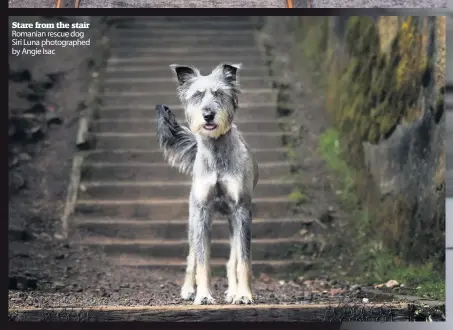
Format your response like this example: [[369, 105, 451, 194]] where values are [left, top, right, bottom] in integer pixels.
[[232, 295, 254, 305], [180, 286, 196, 301], [224, 289, 236, 304], [232, 289, 254, 305], [193, 292, 216, 305]]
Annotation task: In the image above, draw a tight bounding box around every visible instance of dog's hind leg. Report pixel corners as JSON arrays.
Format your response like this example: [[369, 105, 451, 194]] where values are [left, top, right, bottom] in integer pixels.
[[231, 203, 253, 304], [225, 215, 238, 303], [180, 228, 196, 301], [190, 201, 216, 305]]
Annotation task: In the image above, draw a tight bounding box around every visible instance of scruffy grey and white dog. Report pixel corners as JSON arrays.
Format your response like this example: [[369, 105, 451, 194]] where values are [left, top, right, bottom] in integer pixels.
[[155, 63, 259, 305]]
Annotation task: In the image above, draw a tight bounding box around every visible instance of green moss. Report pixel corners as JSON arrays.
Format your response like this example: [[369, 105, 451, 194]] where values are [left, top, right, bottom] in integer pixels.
[[288, 188, 309, 204], [298, 17, 329, 69], [326, 16, 428, 153], [318, 128, 356, 206], [285, 146, 298, 160]]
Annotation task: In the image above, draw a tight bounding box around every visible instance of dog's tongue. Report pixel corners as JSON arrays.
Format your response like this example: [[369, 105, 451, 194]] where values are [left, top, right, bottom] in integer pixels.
[[204, 124, 217, 130]]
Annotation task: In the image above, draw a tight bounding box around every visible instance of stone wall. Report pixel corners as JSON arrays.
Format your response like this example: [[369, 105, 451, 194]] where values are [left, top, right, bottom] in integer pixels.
[[259, 16, 446, 263]]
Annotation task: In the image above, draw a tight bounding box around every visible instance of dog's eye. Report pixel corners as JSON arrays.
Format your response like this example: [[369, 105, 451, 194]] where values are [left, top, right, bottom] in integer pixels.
[[212, 90, 223, 97], [192, 91, 205, 101]]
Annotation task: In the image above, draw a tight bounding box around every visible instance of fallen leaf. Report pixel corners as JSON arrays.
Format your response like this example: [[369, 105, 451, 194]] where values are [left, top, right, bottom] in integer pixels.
[[329, 288, 345, 296], [385, 280, 399, 288], [299, 229, 308, 236]]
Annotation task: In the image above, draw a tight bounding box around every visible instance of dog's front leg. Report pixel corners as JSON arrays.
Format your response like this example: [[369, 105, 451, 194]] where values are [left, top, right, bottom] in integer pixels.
[[231, 203, 253, 304], [180, 227, 196, 301], [225, 215, 238, 303], [189, 198, 216, 305]]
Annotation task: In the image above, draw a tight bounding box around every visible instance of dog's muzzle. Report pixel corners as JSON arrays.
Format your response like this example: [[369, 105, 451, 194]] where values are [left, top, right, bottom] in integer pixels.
[[203, 111, 217, 130]]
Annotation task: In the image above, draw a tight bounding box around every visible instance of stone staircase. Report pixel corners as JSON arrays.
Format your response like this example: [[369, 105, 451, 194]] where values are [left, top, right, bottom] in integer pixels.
[[71, 16, 318, 277]]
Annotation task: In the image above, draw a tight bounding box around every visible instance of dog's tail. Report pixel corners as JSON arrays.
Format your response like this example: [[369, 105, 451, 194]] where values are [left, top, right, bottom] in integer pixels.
[[155, 104, 197, 175]]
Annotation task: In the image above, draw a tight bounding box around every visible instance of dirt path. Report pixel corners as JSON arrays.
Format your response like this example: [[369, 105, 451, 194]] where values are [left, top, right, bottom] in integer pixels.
[[9, 16, 422, 321]]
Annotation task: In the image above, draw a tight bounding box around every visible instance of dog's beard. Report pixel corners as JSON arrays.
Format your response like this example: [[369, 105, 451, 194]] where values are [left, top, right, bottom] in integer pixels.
[[187, 108, 231, 139]]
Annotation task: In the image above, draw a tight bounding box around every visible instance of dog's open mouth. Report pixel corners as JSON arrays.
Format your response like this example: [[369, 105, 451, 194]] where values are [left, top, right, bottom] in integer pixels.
[[203, 124, 217, 131]]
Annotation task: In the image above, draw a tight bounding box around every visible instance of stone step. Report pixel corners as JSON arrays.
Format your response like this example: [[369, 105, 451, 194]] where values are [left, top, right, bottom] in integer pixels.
[[112, 29, 256, 38], [97, 105, 280, 120], [110, 255, 314, 276], [80, 162, 294, 182], [77, 237, 321, 260], [105, 66, 269, 78], [112, 19, 254, 31], [79, 179, 294, 200], [103, 77, 271, 92], [93, 132, 289, 150], [72, 217, 315, 240], [114, 21, 256, 31], [112, 32, 255, 40], [115, 23, 257, 32], [108, 47, 262, 58], [106, 61, 267, 75], [100, 90, 277, 107], [96, 119, 281, 133], [73, 197, 294, 220], [83, 148, 288, 164], [106, 55, 265, 66], [110, 36, 257, 47], [115, 16, 253, 26]]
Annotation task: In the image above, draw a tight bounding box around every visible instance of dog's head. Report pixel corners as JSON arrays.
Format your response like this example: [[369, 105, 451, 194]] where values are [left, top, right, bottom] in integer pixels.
[[170, 63, 241, 139]]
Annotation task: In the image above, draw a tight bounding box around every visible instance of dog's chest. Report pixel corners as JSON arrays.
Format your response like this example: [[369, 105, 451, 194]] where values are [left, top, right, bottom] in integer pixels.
[[193, 172, 241, 205], [192, 151, 243, 205]]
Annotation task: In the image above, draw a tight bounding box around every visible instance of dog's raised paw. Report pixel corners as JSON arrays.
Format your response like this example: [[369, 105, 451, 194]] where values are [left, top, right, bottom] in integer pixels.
[[193, 294, 216, 305], [180, 286, 195, 301]]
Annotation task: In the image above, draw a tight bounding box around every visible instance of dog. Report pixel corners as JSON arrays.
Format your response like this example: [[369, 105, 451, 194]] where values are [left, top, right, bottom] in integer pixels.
[[155, 62, 259, 305]]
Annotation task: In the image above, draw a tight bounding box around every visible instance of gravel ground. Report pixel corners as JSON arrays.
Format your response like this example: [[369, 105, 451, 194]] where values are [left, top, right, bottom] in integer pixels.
[[8, 236, 393, 308]]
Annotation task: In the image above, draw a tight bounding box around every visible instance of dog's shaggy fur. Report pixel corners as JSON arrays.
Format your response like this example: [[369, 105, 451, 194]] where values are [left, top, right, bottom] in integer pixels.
[[155, 63, 259, 305]]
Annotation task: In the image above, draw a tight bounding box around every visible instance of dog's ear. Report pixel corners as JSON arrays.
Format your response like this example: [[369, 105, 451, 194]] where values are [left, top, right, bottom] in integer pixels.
[[220, 63, 241, 85], [169, 64, 199, 86]]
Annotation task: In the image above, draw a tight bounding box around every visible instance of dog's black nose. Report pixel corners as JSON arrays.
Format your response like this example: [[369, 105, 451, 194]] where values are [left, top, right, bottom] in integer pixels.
[[203, 112, 215, 122]]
